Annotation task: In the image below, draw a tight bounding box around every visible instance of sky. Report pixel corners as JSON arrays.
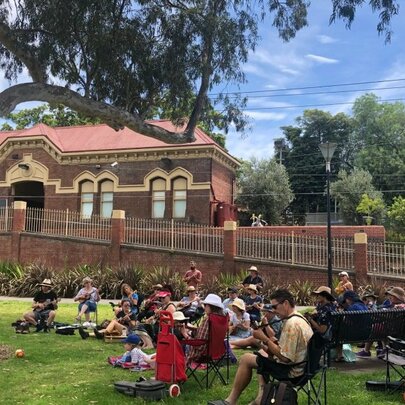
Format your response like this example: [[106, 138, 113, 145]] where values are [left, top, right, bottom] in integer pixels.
[[220, 2, 405, 160], [1, 2, 405, 162]]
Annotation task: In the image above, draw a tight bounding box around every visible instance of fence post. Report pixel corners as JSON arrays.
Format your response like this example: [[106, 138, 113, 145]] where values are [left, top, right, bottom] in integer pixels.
[[110, 210, 125, 268], [223, 220, 237, 274], [11, 201, 27, 262], [354, 232, 368, 282]]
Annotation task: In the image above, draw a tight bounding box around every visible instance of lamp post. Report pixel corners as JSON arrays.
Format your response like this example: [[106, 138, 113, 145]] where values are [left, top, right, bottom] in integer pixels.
[[319, 142, 337, 289]]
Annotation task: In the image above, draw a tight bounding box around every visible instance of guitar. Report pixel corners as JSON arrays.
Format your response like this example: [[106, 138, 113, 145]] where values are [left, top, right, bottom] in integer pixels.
[[35, 298, 61, 311]]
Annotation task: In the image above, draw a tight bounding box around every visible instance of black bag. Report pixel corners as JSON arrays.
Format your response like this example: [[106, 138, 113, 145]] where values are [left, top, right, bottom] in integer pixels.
[[114, 380, 167, 401], [55, 326, 76, 335], [260, 381, 298, 405]]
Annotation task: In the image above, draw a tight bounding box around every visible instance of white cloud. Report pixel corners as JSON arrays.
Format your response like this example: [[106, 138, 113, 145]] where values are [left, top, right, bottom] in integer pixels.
[[245, 111, 287, 121], [305, 54, 339, 64], [317, 35, 338, 44]]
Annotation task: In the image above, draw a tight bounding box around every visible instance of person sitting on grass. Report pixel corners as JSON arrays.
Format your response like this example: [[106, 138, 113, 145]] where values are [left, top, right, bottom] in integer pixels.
[[23, 279, 58, 333], [208, 289, 313, 405], [230, 304, 281, 351], [244, 284, 263, 322], [114, 283, 139, 316], [108, 334, 156, 370], [74, 277, 100, 324], [137, 284, 163, 322], [176, 286, 203, 322], [228, 298, 251, 341]]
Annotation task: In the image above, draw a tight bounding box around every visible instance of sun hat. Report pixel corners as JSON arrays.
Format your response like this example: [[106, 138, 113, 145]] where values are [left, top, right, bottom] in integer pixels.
[[39, 279, 53, 287], [173, 311, 189, 322], [249, 266, 258, 272], [338, 271, 349, 277], [157, 291, 171, 298], [201, 294, 224, 309], [152, 284, 163, 289], [231, 298, 246, 312], [386, 287, 405, 303], [82, 276, 93, 284], [187, 286, 196, 292], [312, 286, 335, 302], [122, 334, 141, 345], [361, 290, 378, 300], [247, 284, 258, 293]]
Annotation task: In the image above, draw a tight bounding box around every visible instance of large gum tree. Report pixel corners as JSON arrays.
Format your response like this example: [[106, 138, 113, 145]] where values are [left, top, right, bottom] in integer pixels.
[[0, 0, 399, 143]]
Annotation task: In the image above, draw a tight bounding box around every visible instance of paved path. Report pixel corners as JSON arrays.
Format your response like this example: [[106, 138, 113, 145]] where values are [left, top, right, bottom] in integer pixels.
[[332, 356, 386, 374]]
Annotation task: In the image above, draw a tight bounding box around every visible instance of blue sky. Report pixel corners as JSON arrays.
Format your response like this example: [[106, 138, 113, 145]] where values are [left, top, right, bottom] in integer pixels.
[[223, 2, 405, 160], [1, 2, 404, 162]]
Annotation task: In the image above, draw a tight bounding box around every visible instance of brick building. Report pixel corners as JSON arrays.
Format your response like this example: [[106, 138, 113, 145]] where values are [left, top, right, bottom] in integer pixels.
[[0, 121, 239, 224]]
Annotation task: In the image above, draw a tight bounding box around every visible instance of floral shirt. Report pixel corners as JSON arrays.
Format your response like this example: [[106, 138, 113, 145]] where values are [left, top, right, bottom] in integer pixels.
[[277, 313, 313, 378], [313, 302, 337, 328]]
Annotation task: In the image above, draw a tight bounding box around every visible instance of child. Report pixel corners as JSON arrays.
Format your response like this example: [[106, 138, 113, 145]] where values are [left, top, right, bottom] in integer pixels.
[[108, 334, 156, 370]]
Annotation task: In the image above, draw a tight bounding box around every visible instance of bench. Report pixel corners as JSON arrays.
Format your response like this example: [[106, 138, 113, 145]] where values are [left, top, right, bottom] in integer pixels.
[[329, 308, 405, 345]]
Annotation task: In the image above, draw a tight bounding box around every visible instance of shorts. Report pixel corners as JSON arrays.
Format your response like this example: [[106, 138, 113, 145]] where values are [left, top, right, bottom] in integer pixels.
[[34, 309, 52, 322], [78, 300, 97, 313], [256, 352, 293, 382]]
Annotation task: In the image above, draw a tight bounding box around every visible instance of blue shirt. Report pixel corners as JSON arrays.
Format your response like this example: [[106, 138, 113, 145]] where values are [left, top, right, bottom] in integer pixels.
[[347, 301, 368, 311]]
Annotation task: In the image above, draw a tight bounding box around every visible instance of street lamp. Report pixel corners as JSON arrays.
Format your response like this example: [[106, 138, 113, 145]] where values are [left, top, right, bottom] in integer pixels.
[[319, 142, 337, 289]]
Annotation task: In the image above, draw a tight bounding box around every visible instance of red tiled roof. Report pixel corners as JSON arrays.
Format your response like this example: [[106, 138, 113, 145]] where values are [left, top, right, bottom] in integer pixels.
[[0, 120, 217, 152]]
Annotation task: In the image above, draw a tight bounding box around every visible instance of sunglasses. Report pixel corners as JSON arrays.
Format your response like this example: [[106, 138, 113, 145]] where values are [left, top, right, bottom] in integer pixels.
[[270, 301, 285, 310]]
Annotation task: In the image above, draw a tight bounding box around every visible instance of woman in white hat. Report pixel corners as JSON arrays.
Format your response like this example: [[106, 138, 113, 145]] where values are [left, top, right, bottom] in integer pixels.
[[228, 298, 251, 340], [334, 271, 353, 296], [187, 294, 225, 363]]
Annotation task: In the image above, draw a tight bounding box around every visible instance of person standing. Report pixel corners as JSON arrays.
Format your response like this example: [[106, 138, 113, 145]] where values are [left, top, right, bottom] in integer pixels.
[[183, 260, 202, 288], [242, 266, 263, 289], [23, 279, 58, 332], [334, 271, 353, 296]]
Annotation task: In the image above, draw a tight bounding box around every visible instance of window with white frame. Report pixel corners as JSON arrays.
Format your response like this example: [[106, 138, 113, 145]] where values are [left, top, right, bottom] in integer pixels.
[[173, 177, 187, 218], [100, 180, 114, 218], [152, 178, 166, 218], [81, 181, 94, 218]]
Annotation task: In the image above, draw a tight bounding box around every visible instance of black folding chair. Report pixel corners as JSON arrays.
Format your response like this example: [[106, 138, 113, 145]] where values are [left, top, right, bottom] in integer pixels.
[[262, 332, 328, 405], [384, 336, 405, 394]]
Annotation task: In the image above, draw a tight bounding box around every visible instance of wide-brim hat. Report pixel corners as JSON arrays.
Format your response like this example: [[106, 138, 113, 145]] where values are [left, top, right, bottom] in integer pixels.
[[249, 266, 258, 272], [312, 286, 335, 302], [230, 298, 246, 312], [157, 291, 171, 298], [187, 286, 196, 292], [201, 294, 224, 310], [173, 311, 189, 322], [152, 284, 163, 289], [247, 284, 258, 293], [361, 291, 378, 300], [386, 287, 405, 303], [39, 279, 53, 288]]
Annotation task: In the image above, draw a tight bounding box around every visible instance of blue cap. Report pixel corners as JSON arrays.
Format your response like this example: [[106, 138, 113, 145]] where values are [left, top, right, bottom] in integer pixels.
[[121, 334, 141, 345], [342, 290, 359, 302]]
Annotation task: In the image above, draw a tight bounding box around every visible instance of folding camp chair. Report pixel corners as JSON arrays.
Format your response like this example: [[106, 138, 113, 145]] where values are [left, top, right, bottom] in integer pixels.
[[184, 313, 229, 389], [384, 336, 405, 394], [261, 332, 328, 405]]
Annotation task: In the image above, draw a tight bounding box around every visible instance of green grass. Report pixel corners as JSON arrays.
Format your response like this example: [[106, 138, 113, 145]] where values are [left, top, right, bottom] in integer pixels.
[[0, 301, 403, 404]]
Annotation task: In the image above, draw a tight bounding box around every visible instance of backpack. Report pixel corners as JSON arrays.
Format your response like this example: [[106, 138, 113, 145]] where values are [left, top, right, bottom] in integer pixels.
[[260, 381, 298, 405]]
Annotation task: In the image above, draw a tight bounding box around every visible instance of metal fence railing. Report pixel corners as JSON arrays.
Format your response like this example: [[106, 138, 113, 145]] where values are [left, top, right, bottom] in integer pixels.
[[236, 228, 354, 270], [368, 241, 405, 277], [0, 206, 13, 232], [124, 217, 224, 254], [25, 207, 112, 241]]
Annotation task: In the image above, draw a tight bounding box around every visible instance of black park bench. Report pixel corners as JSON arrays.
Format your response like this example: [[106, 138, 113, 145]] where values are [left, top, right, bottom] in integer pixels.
[[329, 308, 405, 345]]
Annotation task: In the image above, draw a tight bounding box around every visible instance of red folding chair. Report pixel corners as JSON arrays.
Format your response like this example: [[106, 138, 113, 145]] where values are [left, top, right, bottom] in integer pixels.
[[184, 312, 229, 388]]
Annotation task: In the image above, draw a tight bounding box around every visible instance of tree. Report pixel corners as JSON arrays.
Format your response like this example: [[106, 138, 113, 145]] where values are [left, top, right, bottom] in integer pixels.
[[350, 94, 405, 203], [0, 104, 101, 130], [330, 168, 383, 225], [0, 1, 400, 143], [387, 196, 405, 232], [236, 158, 294, 225], [281, 109, 353, 220], [356, 194, 385, 225]]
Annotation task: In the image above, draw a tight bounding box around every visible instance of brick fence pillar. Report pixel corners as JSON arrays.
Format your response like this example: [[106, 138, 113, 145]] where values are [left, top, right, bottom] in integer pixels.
[[354, 232, 368, 282], [11, 201, 27, 262], [110, 210, 125, 268], [223, 221, 237, 274]]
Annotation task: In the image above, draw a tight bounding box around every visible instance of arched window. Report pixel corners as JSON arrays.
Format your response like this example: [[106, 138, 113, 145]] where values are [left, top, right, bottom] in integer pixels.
[[173, 177, 187, 218], [100, 180, 114, 218], [81, 181, 94, 218], [151, 178, 166, 218]]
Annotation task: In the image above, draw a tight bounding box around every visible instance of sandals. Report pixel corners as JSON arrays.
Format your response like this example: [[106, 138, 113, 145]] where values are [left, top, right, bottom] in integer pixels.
[[334, 357, 345, 363]]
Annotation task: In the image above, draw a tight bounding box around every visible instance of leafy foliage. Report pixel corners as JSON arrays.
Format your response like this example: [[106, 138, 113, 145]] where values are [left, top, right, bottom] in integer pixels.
[[356, 194, 385, 225], [237, 157, 294, 225], [387, 196, 405, 233]]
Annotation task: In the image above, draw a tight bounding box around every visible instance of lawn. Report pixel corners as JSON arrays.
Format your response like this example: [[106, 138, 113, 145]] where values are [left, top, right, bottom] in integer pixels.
[[0, 300, 403, 405]]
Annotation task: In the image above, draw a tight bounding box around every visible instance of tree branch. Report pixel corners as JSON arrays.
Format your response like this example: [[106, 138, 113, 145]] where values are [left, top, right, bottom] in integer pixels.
[[0, 22, 47, 83], [0, 83, 195, 144]]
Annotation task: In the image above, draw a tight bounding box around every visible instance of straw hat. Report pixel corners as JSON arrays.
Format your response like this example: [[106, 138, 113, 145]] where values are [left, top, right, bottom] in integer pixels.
[[386, 287, 405, 303], [187, 286, 196, 292], [312, 286, 335, 302], [249, 266, 258, 272], [201, 294, 224, 309], [39, 279, 53, 288], [247, 284, 258, 293], [152, 284, 163, 289], [230, 298, 246, 312], [173, 311, 189, 322]]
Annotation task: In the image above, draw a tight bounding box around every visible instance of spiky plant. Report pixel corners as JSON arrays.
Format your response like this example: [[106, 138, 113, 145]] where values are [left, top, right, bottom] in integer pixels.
[[289, 280, 315, 306]]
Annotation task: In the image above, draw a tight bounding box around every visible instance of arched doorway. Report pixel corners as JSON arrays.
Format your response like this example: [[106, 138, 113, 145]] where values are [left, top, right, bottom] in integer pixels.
[[13, 181, 45, 209]]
